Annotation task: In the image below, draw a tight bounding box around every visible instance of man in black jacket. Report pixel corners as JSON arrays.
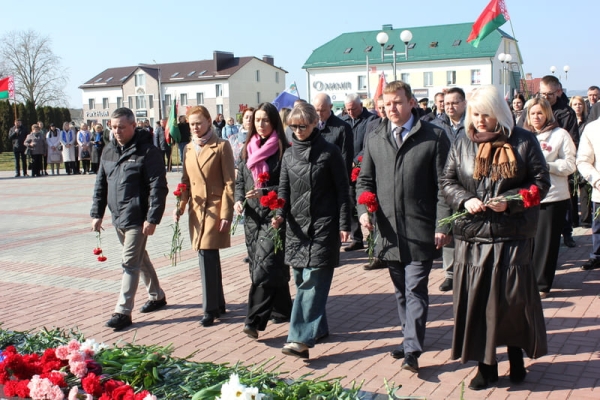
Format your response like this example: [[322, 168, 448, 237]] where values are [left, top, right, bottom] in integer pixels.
[[341, 93, 377, 251], [312, 93, 353, 175], [8, 119, 29, 177], [91, 108, 169, 331], [357, 81, 451, 373]]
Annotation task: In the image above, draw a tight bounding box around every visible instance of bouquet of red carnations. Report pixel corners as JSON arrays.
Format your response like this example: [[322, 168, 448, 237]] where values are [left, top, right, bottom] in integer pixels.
[[357, 191, 379, 262], [260, 190, 286, 254]]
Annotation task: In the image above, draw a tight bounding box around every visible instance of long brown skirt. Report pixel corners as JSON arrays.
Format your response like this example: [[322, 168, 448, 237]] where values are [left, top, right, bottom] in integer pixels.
[[452, 239, 548, 365]]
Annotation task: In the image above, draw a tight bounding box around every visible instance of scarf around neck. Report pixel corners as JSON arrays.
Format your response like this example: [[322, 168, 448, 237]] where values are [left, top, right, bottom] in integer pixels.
[[246, 132, 279, 182], [470, 127, 517, 181], [194, 129, 214, 147]]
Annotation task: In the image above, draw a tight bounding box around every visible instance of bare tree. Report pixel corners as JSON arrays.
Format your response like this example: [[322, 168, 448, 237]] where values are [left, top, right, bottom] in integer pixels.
[[0, 30, 69, 108]]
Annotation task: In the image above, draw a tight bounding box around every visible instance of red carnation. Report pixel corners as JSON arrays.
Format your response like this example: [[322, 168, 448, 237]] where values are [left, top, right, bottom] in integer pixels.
[[173, 189, 182, 197], [177, 183, 188, 192], [4, 379, 30, 398], [518, 185, 540, 208], [351, 167, 360, 182], [112, 384, 136, 400], [82, 372, 103, 397], [93, 248, 102, 255], [97, 256, 107, 262], [257, 172, 270, 188], [135, 391, 153, 400], [357, 155, 363, 163], [358, 191, 379, 213]]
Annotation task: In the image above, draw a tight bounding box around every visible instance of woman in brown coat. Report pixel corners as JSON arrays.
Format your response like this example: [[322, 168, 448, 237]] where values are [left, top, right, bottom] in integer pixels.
[[175, 105, 235, 327]]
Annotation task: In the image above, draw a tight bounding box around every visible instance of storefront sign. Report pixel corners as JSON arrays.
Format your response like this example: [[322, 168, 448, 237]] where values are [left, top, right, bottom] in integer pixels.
[[313, 81, 352, 91], [135, 110, 147, 117], [85, 111, 110, 118]]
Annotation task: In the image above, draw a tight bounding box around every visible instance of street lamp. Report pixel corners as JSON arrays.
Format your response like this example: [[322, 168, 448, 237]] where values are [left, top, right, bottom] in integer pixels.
[[498, 53, 512, 98], [563, 65, 570, 81], [550, 66, 556, 74], [376, 29, 413, 82]]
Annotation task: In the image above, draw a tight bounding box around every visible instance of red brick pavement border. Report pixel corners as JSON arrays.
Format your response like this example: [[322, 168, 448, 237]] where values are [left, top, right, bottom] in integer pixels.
[[0, 171, 599, 399]]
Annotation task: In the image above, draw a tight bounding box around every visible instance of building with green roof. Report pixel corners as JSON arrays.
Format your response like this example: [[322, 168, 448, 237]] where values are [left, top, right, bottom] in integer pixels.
[[303, 22, 521, 108]]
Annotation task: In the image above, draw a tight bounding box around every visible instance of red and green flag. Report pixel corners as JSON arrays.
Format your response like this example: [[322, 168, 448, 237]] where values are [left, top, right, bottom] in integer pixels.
[[0, 76, 15, 99], [467, 0, 510, 48], [165, 99, 181, 144]]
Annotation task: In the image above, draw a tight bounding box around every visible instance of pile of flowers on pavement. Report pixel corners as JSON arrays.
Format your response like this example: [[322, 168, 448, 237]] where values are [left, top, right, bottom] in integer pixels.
[[0, 325, 372, 399]]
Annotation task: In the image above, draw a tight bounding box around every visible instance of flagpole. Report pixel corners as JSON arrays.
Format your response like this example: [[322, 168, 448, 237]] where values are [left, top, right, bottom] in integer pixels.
[[508, 15, 529, 98], [366, 55, 371, 99]]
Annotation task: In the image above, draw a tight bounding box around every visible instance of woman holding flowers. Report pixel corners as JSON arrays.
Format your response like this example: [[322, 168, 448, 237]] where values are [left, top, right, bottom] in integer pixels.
[[272, 102, 351, 359], [524, 97, 576, 298], [440, 85, 551, 390], [234, 102, 292, 339], [175, 105, 235, 327]]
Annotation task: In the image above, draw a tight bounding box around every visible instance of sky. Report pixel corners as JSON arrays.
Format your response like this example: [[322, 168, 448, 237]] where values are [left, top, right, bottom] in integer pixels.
[[2, 0, 599, 108]]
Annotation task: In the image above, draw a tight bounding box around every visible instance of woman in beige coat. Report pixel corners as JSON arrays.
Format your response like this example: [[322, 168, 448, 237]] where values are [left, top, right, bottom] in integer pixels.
[[175, 105, 235, 327]]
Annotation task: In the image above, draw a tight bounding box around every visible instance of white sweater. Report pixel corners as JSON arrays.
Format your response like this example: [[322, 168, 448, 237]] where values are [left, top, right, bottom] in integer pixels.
[[536, 126, 576, 203], [577, 119, 600, 203]]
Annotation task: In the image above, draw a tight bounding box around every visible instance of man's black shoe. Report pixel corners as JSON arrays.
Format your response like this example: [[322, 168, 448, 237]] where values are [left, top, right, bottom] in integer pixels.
[[140, 297, 167, 313], [344, 241, 364, 252], [270, 316, 289, 324], [563, 236, 576, 248], [363, 258, 387, 271], [390, 344, 405, 359], [200, 313, 216, 327], [243, 324, 258, 339], [105, 313, 132, 331], [581, 258, 600, 271], [401, 352, 419, 373], [439, 278, 453, 292]]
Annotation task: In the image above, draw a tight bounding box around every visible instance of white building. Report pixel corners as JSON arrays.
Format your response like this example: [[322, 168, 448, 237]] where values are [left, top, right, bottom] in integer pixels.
[[303, 23, 522, 109], [79, 51, 287, 127]]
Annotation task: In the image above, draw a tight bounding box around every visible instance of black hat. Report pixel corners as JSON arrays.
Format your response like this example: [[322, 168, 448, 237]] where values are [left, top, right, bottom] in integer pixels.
[[419, 98, 429, 104]]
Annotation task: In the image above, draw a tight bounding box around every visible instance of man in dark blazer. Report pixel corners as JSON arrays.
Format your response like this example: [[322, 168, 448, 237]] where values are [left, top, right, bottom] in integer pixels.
[[356, 81, 451, 373], [312, 93, 353, 175]]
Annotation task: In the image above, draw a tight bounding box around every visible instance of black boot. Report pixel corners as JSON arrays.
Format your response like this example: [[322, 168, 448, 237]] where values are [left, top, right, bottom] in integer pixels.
[[468, 362, 498, 391], [508, 346, 526, 383]]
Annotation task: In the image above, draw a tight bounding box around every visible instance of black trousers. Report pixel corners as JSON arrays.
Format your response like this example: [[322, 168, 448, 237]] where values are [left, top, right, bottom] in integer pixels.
[[533, 200, 568, 293], [30, 154, 43, 177], [13, 150, 26, 175], [198, 249, 225, 315], [579, 182, 592, 224], [245, 283, 292, 330]]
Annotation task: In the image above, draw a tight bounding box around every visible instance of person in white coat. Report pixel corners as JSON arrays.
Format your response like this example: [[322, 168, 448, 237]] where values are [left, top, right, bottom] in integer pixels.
[[60, 122, 76, 174], [524, 97, 576, 297], [46, 124, 63, 175], [577, 118, 600, 270]]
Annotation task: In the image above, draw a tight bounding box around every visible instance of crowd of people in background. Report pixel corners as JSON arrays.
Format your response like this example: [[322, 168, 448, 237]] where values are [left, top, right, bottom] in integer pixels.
[[9, 75, 600, 392]]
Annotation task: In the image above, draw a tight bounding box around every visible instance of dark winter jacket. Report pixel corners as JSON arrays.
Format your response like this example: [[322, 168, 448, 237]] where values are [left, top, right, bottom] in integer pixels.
[[90, 128, 168, 229], [235, 149, 289, 286], [9, 125, 28, 152], [318, 113, 354, 175], [430, 113, 466, 145], [277, 130, 351, 268], [356, 111, 451, 263], [440, 127, 551, 242], [341, 107, 377, 163]]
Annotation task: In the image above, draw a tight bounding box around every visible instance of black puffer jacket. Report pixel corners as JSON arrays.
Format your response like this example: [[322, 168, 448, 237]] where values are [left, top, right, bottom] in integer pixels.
[[235, 149, 289, 287], [91, 128, 168, 229], [277, 130, 351, 268], [440, 127, 550, 242]]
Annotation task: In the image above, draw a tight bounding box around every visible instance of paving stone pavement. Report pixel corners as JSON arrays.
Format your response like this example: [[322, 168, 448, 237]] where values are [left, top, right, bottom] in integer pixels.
[[0, 170, 599, 399]]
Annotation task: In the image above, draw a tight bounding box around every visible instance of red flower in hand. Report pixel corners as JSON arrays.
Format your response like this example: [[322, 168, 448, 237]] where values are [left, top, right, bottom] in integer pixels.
[[358, 191, 379, 213], [351, 167, 361, 182], [519, 185, 540, 208], [93, 248, 102, 255], [97, 256, 107, 262], [260, 190, 285, 210], [357, 155, 363, 163], [177, 183, 188, 191]]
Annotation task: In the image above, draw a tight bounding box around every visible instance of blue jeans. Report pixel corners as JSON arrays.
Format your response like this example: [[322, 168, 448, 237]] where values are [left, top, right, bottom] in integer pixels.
[[287, 267, 334, 348], [591, 202, 600, 259]]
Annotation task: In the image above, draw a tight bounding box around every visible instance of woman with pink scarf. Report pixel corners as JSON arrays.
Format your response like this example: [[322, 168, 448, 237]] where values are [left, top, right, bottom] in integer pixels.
[[234, 102, 292, 339]]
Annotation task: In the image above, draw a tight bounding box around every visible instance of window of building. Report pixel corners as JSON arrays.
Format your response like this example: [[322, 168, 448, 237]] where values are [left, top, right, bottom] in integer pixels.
[[423, 71, 433, 87], [149, 95, 154, 109], [358, 75, 367, 90], [216, 104, 223, 115], [136, 95, 146, 109], [275, 71, 279, 83], [164, 94, 171, 106], [116, 97, 122, 108], [88, 99, 95, 109], [102, 98, 109, 109], [471, 69, 481, 85], [180, 93, 188, 106], [196, 92, 204, 105], [256, 70, 260, 82], [257, 92, 261, 104], [216, 84, 223, 97], [400, 73, 410, 83], [446, 70, 456, 85], [134, 73, 145, 87], [128, 96, 133, 108]]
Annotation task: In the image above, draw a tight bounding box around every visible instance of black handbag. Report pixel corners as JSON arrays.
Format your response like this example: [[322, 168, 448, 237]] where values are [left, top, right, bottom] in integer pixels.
[[81, 150, 91, 159]]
